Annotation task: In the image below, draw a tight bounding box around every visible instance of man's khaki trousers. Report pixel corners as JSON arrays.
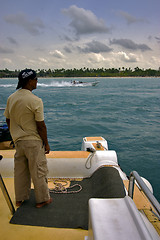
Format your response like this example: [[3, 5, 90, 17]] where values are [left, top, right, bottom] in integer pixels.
[[14, 140, 50, 203]]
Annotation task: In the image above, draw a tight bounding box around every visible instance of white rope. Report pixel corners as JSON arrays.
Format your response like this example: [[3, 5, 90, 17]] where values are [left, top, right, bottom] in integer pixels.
[[49, 180, 82, 194], [85, 150, 96, 169]]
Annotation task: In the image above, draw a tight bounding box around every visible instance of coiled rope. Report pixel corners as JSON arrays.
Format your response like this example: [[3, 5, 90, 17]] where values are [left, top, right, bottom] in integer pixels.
[[49, 179, 82, 194], [85, 148, 96, 169]]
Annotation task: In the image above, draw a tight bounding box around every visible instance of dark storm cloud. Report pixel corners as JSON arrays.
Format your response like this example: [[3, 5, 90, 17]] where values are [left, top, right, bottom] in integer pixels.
[[7, 37, 18, 45], [63, 46, 72, 53], [118, 11, 148, 25], [0, 46, 14, 54], [78, 40, 112, 53], [62, 5, 110, 36], [110, 39, 152, 51], [4, 13, 45, 36], [155, 37, 160, 43]]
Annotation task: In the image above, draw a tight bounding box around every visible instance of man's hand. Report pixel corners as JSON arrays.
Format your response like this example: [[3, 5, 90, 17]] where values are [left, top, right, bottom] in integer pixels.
[[45, 143, 50, 154], [36, 120, 50, 154]]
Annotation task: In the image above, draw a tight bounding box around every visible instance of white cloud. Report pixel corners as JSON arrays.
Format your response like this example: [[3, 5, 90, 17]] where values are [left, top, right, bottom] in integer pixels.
[[39, 57, 48, 63], [49, 50, 65, 59], [88, 53, 107, 63], [149, 56, 160, 66], [28, 59, 36, 64], [117, 51, 138, 62], [3, 58, 13, 64]]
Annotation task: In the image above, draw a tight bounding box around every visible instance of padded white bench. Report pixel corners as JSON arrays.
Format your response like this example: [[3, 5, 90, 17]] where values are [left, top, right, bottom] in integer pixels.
[[88, 196, 159, 240]]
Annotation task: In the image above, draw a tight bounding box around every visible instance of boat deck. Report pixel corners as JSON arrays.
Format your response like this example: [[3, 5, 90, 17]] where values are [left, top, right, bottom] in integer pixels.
[[0, 177, 87, 240], [0, 140, 160, 239]]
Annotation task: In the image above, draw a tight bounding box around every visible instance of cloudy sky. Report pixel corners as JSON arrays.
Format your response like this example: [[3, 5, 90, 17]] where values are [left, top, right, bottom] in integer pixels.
[[0, 0, 160, 70]]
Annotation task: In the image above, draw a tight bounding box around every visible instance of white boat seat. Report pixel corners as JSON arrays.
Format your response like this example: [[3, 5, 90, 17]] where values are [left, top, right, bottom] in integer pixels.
[[88, 196, 159, 240]]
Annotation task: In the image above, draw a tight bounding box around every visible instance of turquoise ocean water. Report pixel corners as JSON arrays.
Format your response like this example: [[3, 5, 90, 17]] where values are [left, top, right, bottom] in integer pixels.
[[0, 77, 160, 201]]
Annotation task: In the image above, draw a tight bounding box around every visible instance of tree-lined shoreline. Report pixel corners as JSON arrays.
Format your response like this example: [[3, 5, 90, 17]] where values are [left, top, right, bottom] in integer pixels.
[[0, 67, 160, 78]]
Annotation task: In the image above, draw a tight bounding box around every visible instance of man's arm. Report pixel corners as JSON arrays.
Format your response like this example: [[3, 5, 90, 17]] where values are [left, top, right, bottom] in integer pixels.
[[6, 118, 10, 129], [36, 120, 50, 154]]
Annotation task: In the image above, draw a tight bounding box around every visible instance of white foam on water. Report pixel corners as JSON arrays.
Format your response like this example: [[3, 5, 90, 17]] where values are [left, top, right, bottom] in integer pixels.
[[38, 81, 73, 87]]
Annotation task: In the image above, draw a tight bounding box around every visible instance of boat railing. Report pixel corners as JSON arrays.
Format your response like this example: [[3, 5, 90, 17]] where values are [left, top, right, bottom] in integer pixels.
[[0, 155, 15, 215], [128, 171, 160, 217]]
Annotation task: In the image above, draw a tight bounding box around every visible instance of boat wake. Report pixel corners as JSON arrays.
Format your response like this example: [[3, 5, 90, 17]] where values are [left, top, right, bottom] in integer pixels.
[[38, 81, 98, 87], [38, 81, 72, 88], [0, 81, 98, 88], [0, 84, 16, 88]]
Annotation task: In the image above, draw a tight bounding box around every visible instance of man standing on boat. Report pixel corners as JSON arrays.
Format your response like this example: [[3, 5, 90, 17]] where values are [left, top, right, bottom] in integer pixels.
[[4, 69, 52, 208]]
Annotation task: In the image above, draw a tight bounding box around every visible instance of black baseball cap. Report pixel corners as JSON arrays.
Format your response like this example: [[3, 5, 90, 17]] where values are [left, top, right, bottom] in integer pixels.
[[16, 69, 37, 89]]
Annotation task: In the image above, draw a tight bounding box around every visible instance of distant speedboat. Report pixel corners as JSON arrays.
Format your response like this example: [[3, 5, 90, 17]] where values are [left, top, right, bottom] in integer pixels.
[[71, 80, 99, 86], [91, 81, 99, 86]]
